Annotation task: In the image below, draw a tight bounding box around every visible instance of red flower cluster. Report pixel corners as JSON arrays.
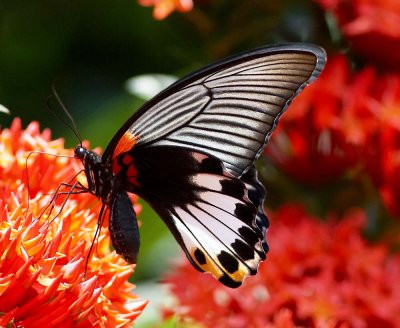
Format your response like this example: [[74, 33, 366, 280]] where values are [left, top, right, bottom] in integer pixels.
[[315, 0, 400, 69], [267, 54, 400, 217], [267, 55, 363, 187], [164, 205, 400, 327], [0, 119, 146, 327]]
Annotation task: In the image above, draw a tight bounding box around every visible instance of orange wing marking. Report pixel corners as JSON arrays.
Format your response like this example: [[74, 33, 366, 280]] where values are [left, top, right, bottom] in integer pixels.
[[113, 131, 139, 161]]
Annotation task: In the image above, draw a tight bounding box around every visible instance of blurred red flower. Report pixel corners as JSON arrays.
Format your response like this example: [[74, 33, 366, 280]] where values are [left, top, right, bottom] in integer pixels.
[[315, 0, 400, 69], [0, 119, 147, 327], [368, 75, 400, 217], [267, 55, 369, 186], [137, 0, 193, 20], [268, 54, 400, 218], [164, 205, 400, 327]]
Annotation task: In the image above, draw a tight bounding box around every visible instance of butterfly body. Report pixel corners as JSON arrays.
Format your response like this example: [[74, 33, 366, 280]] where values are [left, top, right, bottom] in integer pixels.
[[75, 146, 141, 263], [75, 43, 326, 288]]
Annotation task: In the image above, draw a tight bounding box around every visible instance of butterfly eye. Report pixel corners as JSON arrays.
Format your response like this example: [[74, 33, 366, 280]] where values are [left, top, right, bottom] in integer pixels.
[[74, 146, 87, 160]]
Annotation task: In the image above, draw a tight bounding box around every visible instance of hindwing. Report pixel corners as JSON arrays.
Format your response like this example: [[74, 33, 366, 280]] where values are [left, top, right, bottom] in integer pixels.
[[116, 146, 266, 287]]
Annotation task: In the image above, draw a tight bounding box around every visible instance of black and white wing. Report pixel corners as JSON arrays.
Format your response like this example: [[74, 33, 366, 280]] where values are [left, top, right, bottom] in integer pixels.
[[120, 146, 265, 288], [106, 43, 326, 287]]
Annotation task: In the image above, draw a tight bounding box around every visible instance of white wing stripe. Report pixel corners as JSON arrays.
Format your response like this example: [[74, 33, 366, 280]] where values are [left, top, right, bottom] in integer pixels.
[[170, 211, 223, 271], [206, 77, 303, 90], [192, 204, 261, 269], [191, 117, 269, 137], [175, 205, 260, 271], [210, 85, 295, 99], [241, 68, 316, 76], [205, 54, 317, 80], [166, 134, 256, 158], [133, 87, 210, 142], [202, 108, 275, 125], [211, 97, 283, 115], [212, 91, 287, 106], [205, 72, 310, 83]]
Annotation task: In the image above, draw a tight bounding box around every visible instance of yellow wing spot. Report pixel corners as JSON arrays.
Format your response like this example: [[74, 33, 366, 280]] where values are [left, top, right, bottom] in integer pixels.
[[191, 248, 223, 279], [227, 265, 248, 282], [191, 247, 250, 283]]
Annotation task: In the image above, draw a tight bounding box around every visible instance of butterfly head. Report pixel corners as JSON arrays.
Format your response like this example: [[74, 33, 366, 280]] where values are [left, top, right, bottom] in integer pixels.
[[75, 146, 102, 165], [74, 145, 87, 160]]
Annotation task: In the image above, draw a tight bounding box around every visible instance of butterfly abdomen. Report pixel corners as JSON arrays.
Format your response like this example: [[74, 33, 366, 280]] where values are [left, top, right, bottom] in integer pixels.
[[109, 191, 140, 264]]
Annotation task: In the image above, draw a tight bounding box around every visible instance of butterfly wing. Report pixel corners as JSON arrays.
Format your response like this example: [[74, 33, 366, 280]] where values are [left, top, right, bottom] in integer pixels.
[[119, 146, 265, 287], [240, 164, 269, 253], [105, 43, 326, 286], [103, 43, 326, 178]]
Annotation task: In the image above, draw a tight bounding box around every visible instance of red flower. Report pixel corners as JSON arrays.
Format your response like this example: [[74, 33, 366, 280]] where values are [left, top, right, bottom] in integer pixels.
[[267, 54, 400, 218], [267, 55, 371, 186], [367, 75, 400, 217], [164, 205, 400, 327], [315, 0, 400, 69], [0, 119, 147, 327], [137, 0, 193, 20]]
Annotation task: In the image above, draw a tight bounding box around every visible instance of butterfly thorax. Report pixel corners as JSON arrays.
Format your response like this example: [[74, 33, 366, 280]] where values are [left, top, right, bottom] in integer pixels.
[[74, 146, 116, 205]]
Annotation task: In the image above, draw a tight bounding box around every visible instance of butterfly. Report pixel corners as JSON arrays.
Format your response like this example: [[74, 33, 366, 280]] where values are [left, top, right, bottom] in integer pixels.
[[74, 43, 326, 288]]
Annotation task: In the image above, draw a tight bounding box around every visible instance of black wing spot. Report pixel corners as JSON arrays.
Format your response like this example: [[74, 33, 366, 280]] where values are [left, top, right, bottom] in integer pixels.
[[235, 203, 254, 224], [247, 187, 261, 206], [217, 250, 239, 274], [262, 241, 269, 253], [194, 248, 207, 265], [231, 239, 255, 261], [199, 157, 224, 174], [256, 212, 270, 230], [219, 275, 241, 288], [238, 226, 259, 246], [220, 179, 245, 199]]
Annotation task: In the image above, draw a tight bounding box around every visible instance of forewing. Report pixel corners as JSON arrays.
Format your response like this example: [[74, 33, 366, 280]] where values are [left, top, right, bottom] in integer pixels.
[[122, 146, 266, 288], [104, 43, 326, 177]]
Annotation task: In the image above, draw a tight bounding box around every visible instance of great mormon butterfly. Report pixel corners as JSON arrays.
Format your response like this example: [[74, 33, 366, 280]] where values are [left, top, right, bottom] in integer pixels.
[[74, 43, 326, 288]]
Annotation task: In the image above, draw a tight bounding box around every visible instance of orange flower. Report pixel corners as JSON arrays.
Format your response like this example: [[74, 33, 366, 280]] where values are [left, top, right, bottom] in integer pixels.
[[0, 118, 147, 327], [164, 205, 400, 327], [137, 0, 193, 20]]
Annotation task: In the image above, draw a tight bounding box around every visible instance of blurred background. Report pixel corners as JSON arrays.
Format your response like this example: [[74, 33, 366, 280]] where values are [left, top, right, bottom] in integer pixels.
[[3, 0, 400, 327]]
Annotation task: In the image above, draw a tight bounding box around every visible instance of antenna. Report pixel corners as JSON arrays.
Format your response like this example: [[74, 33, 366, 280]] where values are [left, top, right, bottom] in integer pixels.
[[46, 83, 83, 145]]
